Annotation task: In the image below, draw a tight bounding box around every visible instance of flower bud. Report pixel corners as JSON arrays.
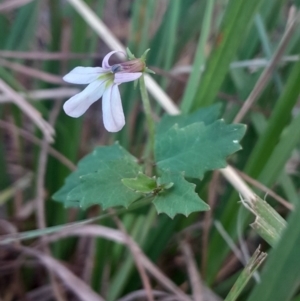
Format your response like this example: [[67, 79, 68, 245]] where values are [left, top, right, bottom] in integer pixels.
[[111, 59, 145, 74]]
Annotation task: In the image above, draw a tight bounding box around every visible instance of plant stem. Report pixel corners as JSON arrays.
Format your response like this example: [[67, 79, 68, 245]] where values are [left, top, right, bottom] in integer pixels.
[[139, 74, 155, 173]]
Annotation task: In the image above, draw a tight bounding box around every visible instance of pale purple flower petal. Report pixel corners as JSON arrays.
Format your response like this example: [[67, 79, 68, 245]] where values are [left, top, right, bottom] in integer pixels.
[[62, 50, 145, 132], [114, 72, 142, 84], [63, 80, 106, 117], [102, 50, 126, 69], [63, 67, 106, 84], [102, 84, 125, 132]]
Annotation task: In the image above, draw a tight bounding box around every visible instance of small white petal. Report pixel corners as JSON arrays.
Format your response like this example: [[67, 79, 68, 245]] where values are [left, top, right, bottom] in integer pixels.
[[63, 67, 106, 84], [114, 72, 142, 84], [63, 80, 106, 117], [102, 84, 125, 132], [102, 51, 126, 69]]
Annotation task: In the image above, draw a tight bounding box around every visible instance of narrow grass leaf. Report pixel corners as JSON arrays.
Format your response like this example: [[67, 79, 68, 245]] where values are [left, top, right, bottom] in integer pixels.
[[181, 0, 215, 112], [192, 0, 263, 109], [225, 246, 267, 301], [258, 112, 300, 186], [247, 204, 300, 301], [245, 58, 300, 178]]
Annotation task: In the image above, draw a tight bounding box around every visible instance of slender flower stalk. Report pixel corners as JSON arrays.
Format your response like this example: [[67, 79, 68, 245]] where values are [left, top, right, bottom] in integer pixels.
[[139, 74, 155, 175], [63, 51, 143, 132]]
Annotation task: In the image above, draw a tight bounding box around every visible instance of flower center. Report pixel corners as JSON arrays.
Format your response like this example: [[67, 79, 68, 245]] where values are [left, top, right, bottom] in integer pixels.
[[97, 72, 114, 88], [99, 72, 113, 83], [111, 64, 122, 73], [98, 73, 113, 81]]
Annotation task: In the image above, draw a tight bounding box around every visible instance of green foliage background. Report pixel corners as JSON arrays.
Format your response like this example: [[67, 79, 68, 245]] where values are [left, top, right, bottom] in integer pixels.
[[0, 0, 300, 300]]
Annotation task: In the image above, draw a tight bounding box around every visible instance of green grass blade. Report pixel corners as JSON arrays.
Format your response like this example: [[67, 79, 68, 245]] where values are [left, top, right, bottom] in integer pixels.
[[258, 112, 300, 186], [241, 195, 286, 246], [107, 209, 156, 300], [174, 1, 206, 60], [0, 15, 9, 48], [251, 112, 299, 206], [191, 0, 263, 110], [4, 2, 39, 50], [181, 0, 215, 113], [247, 204, 300, 301], [279, 174, 299, 206], [107, 215, 140, 301], [245, 59, 300, 178], [225, 247, 267, 301], [240, 0, 287, 59], [137, 0, 157, 57], [161, 0, 180, 72], [206, 47, 300, 281]]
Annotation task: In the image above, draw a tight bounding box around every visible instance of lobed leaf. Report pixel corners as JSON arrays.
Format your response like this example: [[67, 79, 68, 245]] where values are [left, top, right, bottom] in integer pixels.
[[52, 143, 141, 208], [67, 159, 142, 209], [153, 170, 210, 218], [157, 103, 221, 134], [155, 120, 246, 179]]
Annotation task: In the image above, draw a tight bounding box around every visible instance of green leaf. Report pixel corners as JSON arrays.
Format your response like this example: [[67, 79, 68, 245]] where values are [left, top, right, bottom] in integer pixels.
[[153, 170, 210, 218], [52, 181, 76, 207], [52, 143, 141, 208], [155, 120, 246, 178], [157, 103, 221, 134], [122, 173, 157, 193], [67, 159, 142, 209]]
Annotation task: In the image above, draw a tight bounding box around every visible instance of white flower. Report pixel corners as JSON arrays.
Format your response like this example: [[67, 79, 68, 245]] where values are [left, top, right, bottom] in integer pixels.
[[63, 51, 143, 132]]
